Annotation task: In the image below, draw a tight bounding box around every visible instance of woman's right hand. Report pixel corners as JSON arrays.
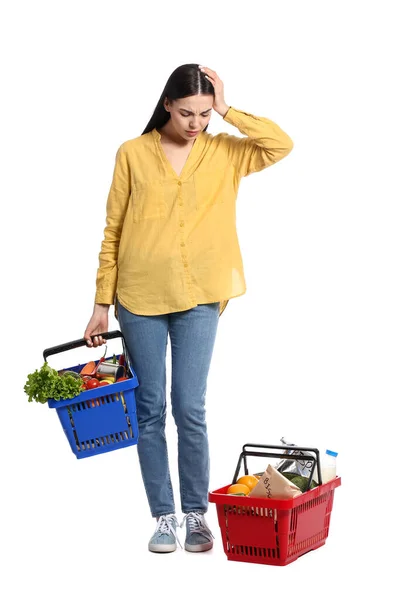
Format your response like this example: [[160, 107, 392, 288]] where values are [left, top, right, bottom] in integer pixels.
[[83, 304, 110, 347]]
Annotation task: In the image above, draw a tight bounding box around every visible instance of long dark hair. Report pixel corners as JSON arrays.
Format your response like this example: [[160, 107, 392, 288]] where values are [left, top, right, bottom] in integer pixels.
[[141, 63, 215, 136]]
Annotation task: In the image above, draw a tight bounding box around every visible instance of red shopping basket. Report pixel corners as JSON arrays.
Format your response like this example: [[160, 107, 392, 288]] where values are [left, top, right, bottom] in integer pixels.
[[45, 330, 139, 459], [209, 444, 341, 566]]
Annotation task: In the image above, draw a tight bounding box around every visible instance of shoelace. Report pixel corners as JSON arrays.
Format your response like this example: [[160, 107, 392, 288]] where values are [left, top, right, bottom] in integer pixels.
[[180, 512, 215, 539], [155, 514, 182, 548]]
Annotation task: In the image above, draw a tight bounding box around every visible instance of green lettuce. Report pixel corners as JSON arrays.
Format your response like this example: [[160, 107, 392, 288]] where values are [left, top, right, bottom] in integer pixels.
[[24, 361, 83, 404]]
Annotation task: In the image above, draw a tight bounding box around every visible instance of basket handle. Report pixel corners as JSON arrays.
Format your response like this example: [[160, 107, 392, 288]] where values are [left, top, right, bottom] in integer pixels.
[[43, 330, 124, 361], [233, 443, 321, 492], [241, 443, 321, 479]]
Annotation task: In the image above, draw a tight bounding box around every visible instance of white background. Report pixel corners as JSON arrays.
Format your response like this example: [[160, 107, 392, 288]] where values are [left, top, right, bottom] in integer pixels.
[[2, 0, 399, 597]]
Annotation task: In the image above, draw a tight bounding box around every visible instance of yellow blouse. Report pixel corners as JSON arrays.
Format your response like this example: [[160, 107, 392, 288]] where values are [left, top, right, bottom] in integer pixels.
[[94, 106, 294, 319]]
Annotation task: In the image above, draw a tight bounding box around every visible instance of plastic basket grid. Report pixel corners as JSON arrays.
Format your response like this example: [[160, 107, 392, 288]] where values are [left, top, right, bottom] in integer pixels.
[[209, 476, 341, 566], [48, 353, 139, 458]]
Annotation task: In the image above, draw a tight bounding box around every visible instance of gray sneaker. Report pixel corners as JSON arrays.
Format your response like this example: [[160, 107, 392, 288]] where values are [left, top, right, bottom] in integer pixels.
[[181, 511, 214, 552], [148, 514, 181, 553]]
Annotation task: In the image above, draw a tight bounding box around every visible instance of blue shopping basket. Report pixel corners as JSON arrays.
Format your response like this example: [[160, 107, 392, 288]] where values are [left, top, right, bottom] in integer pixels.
[[45, 330, 139, 459]]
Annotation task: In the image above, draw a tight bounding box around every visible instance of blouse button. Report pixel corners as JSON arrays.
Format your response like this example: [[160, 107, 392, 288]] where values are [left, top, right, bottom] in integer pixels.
[[180, 221, 184, 227], [178, 181, 182, 186]]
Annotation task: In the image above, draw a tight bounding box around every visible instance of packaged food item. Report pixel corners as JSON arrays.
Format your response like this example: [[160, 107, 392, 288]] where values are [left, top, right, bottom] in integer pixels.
[[319, 449, 338, 483], [248, 464, 302, 500], [275, 436, 318, 480]]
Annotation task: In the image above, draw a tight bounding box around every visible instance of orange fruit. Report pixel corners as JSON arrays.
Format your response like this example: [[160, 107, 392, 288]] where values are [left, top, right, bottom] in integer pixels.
[[227, 483, 250, 495], [236, 475, 259, 491]]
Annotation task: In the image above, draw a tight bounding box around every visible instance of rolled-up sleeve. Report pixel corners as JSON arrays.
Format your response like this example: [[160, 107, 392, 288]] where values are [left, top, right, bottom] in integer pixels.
[[222, 106, 294, 177]]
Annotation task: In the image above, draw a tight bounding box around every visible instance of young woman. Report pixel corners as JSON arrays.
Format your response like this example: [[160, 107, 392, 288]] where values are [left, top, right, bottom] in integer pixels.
[[83, 63, 293, 553]]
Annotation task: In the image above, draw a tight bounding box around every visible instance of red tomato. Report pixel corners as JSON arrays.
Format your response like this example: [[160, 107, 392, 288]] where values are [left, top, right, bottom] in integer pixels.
[[98, 381, 110, 386], [116, 377, 129, 382], [86, 378, 99, 389]]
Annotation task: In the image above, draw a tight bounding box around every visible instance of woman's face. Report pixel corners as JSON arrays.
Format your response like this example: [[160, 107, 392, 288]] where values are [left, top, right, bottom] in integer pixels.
[[164, 94, 214, 141]]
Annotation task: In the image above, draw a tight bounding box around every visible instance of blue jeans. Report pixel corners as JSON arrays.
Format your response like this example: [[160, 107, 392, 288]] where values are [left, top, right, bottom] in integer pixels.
[[116, 298, 220, 517]]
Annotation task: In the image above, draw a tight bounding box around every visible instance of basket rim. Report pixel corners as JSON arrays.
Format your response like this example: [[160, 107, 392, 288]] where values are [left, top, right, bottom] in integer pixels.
[[209, 476, 341, 509], [47, 374, 138, 408]]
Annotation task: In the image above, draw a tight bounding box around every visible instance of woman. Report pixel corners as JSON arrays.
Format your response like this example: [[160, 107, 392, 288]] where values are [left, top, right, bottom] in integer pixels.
[[83, 64, 293, 553]]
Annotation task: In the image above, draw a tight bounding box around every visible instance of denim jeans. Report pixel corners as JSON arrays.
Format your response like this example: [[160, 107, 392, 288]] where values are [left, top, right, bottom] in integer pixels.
[[116, 298, 220, 517]]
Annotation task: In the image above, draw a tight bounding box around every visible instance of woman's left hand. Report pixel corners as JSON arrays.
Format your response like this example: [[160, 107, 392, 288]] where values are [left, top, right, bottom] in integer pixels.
[[198, 66, 230, 117]]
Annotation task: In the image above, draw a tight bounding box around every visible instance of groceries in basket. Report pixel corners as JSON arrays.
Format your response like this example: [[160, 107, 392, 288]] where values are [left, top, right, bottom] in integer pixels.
[[228, 465, 315, 499], [317, 449, 338, 484], [248, 464, 303, 500], [227, 474, 259, 496], [225, 441, 339, 500], [275, 437, 338, 485], [24, 343, 130, 403], [275, 436, 318, 479], [24, 361, 84, 404]]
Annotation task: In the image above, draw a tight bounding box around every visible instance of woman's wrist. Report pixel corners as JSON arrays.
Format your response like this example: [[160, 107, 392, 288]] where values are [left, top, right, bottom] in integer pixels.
[[94, 303, 110, 311], [217, 103, 230, 118]]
